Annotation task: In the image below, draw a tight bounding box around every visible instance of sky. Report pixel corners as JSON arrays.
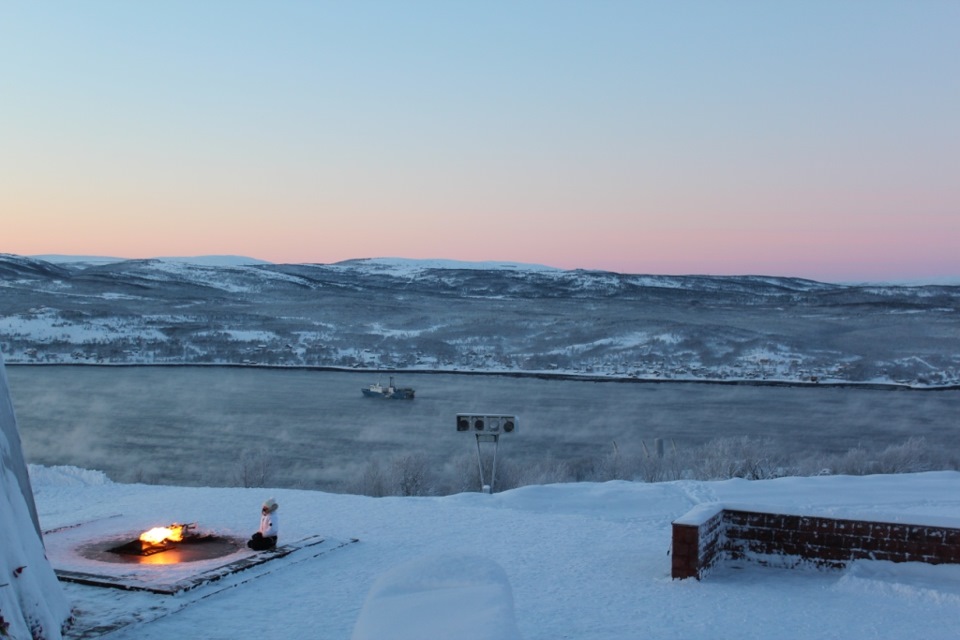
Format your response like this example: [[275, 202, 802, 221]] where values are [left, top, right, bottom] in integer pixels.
[[2, 1, 958, 283]]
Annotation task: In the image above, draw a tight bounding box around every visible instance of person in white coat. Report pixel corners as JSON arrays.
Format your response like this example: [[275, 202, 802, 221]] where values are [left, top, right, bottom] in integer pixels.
[[247, 498, 280, 550]]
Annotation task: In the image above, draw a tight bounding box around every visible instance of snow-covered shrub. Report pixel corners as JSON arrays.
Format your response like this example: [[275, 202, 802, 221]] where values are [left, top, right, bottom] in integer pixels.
[[392, 453, 433, 497], [344, 436, 960, 496], [436, 453, 483, 495], [826, 444, 875, 476], [352, 459, 389, 497], [689, 436, 788, 481], [350, 453, 436, 497], [595, 442, 634, 481], [496, 456, 577, 490], [812, 436, 951, 476], [636, 439, 685, 482], [874, 436, 932, 474]]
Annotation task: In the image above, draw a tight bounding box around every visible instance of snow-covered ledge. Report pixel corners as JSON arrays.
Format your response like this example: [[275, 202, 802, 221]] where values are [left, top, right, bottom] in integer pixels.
[[672, 502, 960, 580], [0, 351, 71, 638]]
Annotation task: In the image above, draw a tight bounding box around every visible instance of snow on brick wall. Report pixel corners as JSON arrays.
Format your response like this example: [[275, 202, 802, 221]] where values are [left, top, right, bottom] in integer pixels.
[[671, 505, 725, 580], [672, 506, 960, 580], [724, 510, 960, 567], [0, 352, 71, 639]]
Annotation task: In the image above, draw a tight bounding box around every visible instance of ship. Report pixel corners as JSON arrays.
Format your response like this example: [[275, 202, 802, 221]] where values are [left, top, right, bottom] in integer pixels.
[[361, 376, 415, 400]]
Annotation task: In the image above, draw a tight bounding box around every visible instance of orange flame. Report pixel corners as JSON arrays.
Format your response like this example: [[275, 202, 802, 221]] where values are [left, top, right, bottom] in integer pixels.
[[139, 524, 185, 545]]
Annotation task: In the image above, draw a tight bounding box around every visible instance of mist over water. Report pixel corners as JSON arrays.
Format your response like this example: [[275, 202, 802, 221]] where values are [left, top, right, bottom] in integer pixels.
[[8, 366, 959, 492]]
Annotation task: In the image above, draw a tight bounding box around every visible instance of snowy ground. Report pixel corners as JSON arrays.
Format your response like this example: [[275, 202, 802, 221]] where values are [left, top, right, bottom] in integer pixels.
[[32, 466, 960, 640]]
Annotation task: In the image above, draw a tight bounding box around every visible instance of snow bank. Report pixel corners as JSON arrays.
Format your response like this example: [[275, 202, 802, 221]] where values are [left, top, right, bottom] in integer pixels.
[[27, 469, 960, 639], [351, 554, 521, 640], [27, 465, 112, 488], [0, 353, 70, 639]]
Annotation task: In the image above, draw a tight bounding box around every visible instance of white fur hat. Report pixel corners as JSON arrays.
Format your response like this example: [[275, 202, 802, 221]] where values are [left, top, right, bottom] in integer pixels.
[[263, 498, 278, 512]]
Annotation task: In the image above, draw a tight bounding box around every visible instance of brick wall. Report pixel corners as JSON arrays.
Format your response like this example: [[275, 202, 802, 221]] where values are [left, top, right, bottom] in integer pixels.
[[671, 506, 960, 580], [671, 505, 725, 580]]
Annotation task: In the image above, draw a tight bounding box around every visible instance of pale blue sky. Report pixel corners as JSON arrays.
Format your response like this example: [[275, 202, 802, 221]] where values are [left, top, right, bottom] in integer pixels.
[[3, 1, 958, 281]]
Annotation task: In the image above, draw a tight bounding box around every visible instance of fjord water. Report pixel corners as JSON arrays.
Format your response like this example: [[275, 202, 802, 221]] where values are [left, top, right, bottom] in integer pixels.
[[8, 366, 958, 491]]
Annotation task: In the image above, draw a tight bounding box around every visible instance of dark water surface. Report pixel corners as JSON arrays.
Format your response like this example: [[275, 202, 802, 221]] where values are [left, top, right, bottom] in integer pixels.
[[8, 366, 959, 491]]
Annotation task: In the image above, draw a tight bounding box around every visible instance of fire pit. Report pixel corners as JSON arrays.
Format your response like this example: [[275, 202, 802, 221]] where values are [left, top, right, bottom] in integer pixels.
[[45, 514, 354, 603], [109, 523, 212, 556], [77, 522, 242, 566]]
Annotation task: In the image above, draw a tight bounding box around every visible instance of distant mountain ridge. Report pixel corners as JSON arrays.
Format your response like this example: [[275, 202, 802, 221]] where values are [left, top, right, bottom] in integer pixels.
[[1, 253, 958, 387], [25, 254, 960, 285], [31, 254, 272, 267]]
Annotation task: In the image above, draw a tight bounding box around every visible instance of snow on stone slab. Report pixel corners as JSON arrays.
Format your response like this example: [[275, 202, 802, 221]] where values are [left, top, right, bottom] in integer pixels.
[[351, 553, 522, 640]]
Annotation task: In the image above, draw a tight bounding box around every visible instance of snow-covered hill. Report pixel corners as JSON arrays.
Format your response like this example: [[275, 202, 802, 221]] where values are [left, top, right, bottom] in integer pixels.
[[1, 253, 958, 386], [30, 254, 271, 267]]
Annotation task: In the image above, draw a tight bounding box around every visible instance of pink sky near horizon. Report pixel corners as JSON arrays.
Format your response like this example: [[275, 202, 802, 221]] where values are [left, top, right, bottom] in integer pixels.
[[7, 211, 956, 283], [3, 2, 958, 284]]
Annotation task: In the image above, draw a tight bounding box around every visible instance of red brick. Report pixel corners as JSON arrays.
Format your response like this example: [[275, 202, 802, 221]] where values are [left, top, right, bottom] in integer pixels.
[[672, 564, 698, 580], [876, 539, 905, 555], [745, 541, 776, 555], [834, 535, 857, 552], [834, 519, 854, 533], [760, 513, 780, 528], [812, 533, 834, 548], [917, 542, 948, 558], [674, 525, 698, 544], [794, 532, 817, 546], [942, 530, 960, 546], [937, 546, 960, 563], [816, 519, 836, 534], [905, 526, 931, 543], [846, 548, 871, 561]]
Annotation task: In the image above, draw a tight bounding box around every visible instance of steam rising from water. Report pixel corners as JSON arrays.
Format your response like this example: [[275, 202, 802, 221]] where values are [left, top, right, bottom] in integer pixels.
[[8, 367, 959, 492]]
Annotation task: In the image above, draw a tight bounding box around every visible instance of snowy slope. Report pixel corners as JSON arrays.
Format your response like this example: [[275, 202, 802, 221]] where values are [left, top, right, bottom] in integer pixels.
[[2, 253, 958, 386], [332, 256, 561, 276], [29, 466, 960, 640]]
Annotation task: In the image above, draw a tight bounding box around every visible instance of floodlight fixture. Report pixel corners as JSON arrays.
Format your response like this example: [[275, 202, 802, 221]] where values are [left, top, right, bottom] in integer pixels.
[[455, 413, 519, 493], [455, 414, 519, 434]]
